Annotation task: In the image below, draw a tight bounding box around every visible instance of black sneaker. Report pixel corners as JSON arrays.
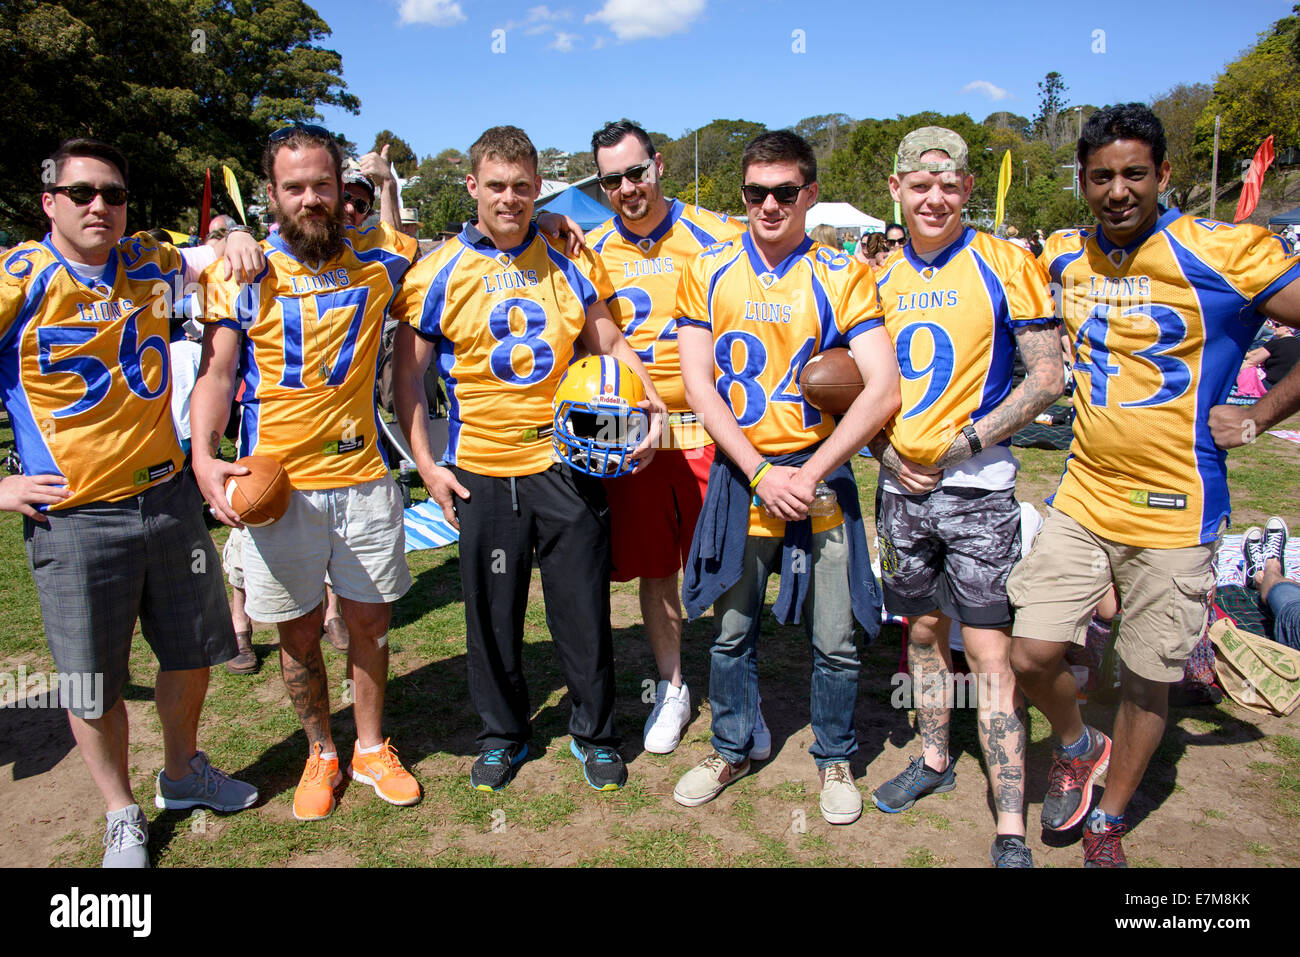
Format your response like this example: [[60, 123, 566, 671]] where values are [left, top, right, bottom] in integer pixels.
[[871, 755, 956, 813], [1041, 727, 1111, 831], [569, 740, 626, 791], [1243, 526, 1266, 587], [990, 834, 1034, 868], [470, 743, 528, 792], [1264, 517, 1290, 576]]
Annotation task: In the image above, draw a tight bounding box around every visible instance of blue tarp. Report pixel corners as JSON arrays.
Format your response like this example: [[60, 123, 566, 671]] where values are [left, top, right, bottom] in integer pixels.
[[542, 187, 613, 231], [403, 500, 459, 552], [1269, 206, 1300, 226]]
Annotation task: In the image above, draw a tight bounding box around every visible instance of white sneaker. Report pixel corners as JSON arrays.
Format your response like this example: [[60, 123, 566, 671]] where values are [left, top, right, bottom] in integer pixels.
[[643, 680, 691, 754], [751, 697, 772, 761], [819, 761, 863, 825]]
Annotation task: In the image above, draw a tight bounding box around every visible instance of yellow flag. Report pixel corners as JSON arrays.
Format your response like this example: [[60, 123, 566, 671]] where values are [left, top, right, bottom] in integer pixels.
[[222, 166, 247, 225], [163, 229, 190, 244], [994, 150, 1012, 233]]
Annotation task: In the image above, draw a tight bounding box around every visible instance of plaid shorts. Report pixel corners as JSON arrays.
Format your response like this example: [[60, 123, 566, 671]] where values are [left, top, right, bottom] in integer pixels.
[[24, 473, 236, 717]]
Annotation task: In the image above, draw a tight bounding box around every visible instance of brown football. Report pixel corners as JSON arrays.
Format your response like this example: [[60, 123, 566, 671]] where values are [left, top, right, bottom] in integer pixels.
[[224, 455, 292, 527], [799, 348, 866, 415]]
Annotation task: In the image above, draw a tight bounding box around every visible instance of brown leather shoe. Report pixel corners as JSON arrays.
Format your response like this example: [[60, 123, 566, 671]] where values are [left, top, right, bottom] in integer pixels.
[[322, 617, 350, 653], [225, 632, 258, 674]]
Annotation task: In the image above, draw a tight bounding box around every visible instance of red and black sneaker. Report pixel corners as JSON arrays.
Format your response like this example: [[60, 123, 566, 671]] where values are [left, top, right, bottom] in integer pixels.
[[1083, 810, 1128, 868], [1041, 727, 1111, 831]]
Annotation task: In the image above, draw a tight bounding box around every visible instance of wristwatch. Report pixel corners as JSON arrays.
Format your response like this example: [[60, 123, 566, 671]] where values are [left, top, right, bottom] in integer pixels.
[[962, 425, 982, 455], [225, 225, 253, 235]]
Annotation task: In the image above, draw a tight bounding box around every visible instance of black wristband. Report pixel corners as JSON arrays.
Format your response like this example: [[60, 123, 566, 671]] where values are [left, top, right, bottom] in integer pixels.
[[962, 425, 982, 455]]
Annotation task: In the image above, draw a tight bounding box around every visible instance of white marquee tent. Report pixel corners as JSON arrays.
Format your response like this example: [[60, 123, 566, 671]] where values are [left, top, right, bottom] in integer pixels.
[[804, 202, 885, 233]]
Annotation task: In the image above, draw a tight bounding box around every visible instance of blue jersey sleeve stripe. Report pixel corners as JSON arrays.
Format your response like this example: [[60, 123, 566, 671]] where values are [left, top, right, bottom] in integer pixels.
[[0, 263, 56, 354], [213, 318, 242, 332], [1046, 246, 1085, 287], [705, 249, 744, 316], [1008, 316, 1059, 328], [675, 316, 711, 330], [351, 241, 412, 291], [1255, 261, 1300, 313], [418, 248, 465, 337], [681, 218, 720, 249], [808, 273, 843, 351], [1164, 231, 1250, 330], [592, 230, 615, 255], [971, 250, 1017, 422], [436, 337, 461, 465], [543, 243, 599, 307], [846, 319, 883, 338], [0, 347, 60, 479]]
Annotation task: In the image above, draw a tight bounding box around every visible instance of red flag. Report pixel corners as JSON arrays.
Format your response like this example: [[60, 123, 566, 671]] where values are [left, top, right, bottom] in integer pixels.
[[1234, 135, 1275, 222], [200, 169, 212, 239]]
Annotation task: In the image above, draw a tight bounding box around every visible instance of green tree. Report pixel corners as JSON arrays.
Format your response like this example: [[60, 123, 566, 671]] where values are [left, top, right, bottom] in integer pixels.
[[1196, 11, 1300, 167], [983, 111, 1031, 138], [0, 0, 358, 238], [1151, 83, 1213, 209], [401, 151, 473, 235], [370, 131, 417, 177], [1033, 71, 1071, 150], [660, 119, 768, 212], [791, 113, 858, 159]]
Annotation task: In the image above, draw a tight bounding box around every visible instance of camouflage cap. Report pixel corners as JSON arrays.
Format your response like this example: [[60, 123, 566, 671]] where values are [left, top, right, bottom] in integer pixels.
[[896, 127, 969, 173]]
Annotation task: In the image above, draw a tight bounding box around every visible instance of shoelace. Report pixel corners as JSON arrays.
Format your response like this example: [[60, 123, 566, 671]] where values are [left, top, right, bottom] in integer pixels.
[[1264, 526, 1287, 563], [823, 763, 853, 787], [195, 757, 235, 796], [994, 839, 1033, 867], [590, 747, 618, 765], [897, 756, 941, 794], [301, 753, 334, 787], [372, 739, 405, 774], [104, 817, 146, 852], [480, 748, 508, 767], [1086, 824, 1126, 866]]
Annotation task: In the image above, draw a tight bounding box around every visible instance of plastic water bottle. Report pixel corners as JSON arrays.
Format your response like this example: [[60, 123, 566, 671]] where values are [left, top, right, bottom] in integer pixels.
[[808, 481, 838, 516]]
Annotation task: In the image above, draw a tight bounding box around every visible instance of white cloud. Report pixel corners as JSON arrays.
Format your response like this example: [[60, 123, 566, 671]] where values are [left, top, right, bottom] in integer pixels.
[[585, 0, 706, 41], [961, 80, 1011, 101], [549, 30, 579, 51], [500, 5, 572, 34], [398, 0, 465, 26]]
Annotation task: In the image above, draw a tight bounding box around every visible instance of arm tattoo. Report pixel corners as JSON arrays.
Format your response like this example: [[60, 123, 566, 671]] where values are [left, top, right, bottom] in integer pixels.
[[207, 430, 222, 457], [961, 324, 1065, 453], [281, 646, 332, 748]]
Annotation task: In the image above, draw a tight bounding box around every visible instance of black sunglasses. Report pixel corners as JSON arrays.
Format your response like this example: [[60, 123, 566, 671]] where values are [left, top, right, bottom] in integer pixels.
[[269, 123, 333, 143], [741, 183, 810, 206], [597, 162, 653, 191], [885, 237, 906, 247], [48, 184, 129, 207], [343, 193, 372, 216]]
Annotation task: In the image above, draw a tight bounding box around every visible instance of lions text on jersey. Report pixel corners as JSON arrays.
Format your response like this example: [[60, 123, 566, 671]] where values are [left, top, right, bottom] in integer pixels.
[[1043, 210, 1300, 547]]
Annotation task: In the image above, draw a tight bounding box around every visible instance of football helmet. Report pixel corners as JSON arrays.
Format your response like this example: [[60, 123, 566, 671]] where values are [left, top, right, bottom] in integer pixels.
[[553, 355, 649, 477]]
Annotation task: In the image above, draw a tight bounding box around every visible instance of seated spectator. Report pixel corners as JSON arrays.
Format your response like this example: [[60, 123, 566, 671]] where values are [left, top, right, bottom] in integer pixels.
[[1243, 518, 1299, 651], [1244, 323, 1299, 392]]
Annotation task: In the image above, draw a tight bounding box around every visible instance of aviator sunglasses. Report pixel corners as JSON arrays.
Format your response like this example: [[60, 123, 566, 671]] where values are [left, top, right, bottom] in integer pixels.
[[597, 161, 654, 191]]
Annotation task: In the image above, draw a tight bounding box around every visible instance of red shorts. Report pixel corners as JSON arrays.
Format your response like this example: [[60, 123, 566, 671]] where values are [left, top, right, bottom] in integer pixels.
[[604, 444, 715, 582]]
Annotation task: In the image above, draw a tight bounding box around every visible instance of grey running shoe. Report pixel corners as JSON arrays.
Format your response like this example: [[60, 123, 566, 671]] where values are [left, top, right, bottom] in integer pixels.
[[155, 751, 258, 812], [872, 755, 956, 813], [103, 804, 148, 868], [990, 834, 1034, 868]]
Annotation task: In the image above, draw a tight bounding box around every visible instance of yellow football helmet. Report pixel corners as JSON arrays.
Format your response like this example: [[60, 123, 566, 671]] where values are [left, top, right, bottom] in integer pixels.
[[553, 355, 648, 477]]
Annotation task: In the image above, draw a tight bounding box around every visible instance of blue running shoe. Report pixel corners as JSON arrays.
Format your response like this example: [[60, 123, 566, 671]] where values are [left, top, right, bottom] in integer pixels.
[[872, 755, 956, 813], [471, 743, 528, 792], [570, 740, 627, 791]]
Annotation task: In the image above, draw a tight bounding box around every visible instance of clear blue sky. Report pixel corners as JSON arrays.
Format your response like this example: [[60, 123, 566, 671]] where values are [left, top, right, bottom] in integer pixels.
[[314, 0, 1295, 158]]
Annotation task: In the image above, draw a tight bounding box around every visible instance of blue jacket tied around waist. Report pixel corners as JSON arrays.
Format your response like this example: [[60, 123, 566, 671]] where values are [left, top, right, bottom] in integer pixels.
[[681, 445, 882, 642]]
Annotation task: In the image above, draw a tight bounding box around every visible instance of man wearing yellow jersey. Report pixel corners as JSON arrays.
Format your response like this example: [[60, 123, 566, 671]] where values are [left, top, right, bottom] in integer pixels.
[[0, 138, 261, 866], [391, 126, 664, 793], [588, 120, 749, 755], [865, 127, 1064, 868], [192, 124, 420, 822], [674, 131, 900, 823], [1009, 104, 1300, 867]]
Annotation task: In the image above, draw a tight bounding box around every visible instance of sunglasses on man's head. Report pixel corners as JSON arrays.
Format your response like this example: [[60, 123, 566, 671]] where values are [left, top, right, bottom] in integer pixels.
[[269, 123, 333, 143], [597, 162, 653, 191], [343, 193, 372, 216], [48, 184, 129, 207], [741, 183, 810, 206]]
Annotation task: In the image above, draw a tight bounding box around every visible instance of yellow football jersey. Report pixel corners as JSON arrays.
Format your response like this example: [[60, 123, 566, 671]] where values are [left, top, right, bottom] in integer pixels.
[[199, 225, 414, 489], [676, 233, 884, 535], [1044, 210, 1300, 547], [390, 223, 615, 477], [589, 199, 743, 449], [0, 234, 185, 508], [877, 228, 1055, 464]]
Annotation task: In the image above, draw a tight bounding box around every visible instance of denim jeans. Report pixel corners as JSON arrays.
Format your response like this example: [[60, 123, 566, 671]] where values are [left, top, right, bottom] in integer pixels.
[[1267, 581, 1300, 651], [709, 525, 859, 768]]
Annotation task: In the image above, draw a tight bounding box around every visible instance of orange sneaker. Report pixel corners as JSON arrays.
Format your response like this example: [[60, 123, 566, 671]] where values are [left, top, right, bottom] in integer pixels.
[[293, 743, 342, 821], [349, 739, 421, 806]]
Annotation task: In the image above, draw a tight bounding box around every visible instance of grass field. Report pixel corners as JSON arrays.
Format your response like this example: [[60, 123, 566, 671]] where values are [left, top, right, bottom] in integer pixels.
[[1, 411, 1299, 868]]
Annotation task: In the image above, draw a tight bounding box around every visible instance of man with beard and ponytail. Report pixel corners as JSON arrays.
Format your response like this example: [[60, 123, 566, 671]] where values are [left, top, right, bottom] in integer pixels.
[[190, 124, 421, 822]]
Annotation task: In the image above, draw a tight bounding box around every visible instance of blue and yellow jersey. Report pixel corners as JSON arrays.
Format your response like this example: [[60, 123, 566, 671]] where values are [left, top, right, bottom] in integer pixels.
[[675, 232, 884, 535], [199, 225, 413, 490], [876, 227, 1056, 465], [0, 234, 185, 508], [589, 199, 743, 448], [1043, 209, 1300, 547], [390, 223, 615, 477]]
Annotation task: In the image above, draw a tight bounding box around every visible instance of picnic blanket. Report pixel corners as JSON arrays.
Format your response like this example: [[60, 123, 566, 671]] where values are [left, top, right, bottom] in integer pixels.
[[403, 500, 459, 552], [1267, 429, 1300, 446], [1214, 533, 1300, 588], [1010, 404, 1074, 450]]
